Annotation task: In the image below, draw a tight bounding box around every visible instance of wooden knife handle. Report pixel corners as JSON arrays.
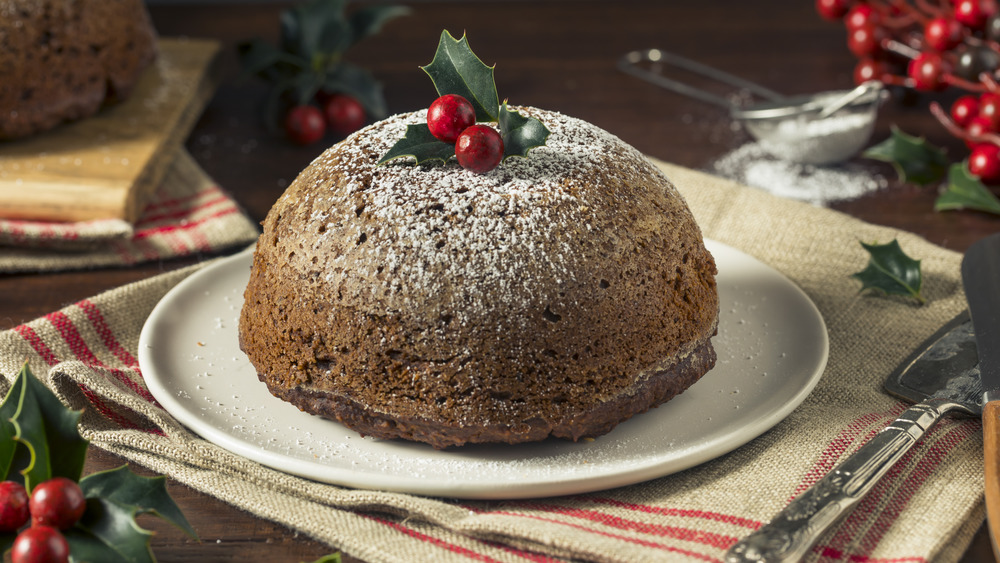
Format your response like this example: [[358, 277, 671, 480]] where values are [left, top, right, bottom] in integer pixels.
[[983, 401, 1000, 558]]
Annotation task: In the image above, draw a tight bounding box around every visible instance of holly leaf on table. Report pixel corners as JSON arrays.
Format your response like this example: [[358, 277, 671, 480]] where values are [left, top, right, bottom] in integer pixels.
[[851, 239, 926, 305], [80, 465, 198, 539], [862, 126, 949, 186], [378, 123, 455, 165], [934, 163, 1000, 215], [7, 363, 88, 490], [498, 102, 551, 160], [65, 498, 156, 563], [421, 30, 500, 122]]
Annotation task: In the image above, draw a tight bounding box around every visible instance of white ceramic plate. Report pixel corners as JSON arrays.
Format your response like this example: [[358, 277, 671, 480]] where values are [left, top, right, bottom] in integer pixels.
[[139, 240, 827, 499]]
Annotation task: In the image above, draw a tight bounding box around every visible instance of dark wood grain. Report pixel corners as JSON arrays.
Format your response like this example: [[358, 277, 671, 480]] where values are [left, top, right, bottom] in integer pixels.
[[2, 1, 998, 560]]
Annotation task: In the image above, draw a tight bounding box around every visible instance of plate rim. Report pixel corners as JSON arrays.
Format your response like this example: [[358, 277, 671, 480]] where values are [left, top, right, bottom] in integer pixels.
[[138, 239, 828, 499]]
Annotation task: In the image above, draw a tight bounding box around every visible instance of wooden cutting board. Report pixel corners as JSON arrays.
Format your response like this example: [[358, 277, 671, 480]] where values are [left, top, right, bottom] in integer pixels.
[[0, 38, 220, 223]]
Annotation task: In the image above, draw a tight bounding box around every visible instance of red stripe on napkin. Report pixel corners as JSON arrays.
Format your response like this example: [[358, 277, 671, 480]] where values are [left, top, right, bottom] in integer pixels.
[[579, 497, 762, 529]]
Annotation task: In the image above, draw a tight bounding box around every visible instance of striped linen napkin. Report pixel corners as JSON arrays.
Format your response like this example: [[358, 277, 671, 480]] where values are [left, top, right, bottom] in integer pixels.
[[0, 160, 982, 562]]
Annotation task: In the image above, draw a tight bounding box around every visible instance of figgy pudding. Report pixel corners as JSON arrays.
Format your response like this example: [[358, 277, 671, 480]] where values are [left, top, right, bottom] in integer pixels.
[[238, 106, 720, 449]]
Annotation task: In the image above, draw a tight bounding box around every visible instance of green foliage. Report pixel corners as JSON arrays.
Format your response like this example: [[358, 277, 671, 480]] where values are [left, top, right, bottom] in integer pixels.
[[863, 126, 949, 186], [851, 239, 926, 304], [238, 0, 409, 127], [378, 124, 458, 165], [498, 102, 551, 160], [380, 30, 550, 167], [0, 364, 197, 561], [0, 364, 88, 491], [934, 162, 1000, 215], [421, 31, 500, 122]]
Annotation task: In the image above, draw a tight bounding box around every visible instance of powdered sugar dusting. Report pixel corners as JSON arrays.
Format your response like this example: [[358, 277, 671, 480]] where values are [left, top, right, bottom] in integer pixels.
[[274, 107, 676, 329]]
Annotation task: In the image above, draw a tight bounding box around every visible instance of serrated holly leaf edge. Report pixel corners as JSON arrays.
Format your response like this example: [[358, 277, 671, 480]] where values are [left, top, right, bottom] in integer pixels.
[[862, 126, 948, 186], [934, 162, 1000, 215], [498, 102, 551, 160], [850, 239, 926, 305], [420, 30, 499, 123], [378, 123, 455, 166]]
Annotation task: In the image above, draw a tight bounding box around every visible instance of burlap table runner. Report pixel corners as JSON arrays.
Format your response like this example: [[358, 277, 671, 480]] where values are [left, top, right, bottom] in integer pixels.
[[0, 159, 983, 562], [0, 149, 259, 272]]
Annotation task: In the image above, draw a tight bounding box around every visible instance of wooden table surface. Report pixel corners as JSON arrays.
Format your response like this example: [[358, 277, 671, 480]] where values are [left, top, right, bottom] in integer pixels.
[[2, 0, 998, 560]]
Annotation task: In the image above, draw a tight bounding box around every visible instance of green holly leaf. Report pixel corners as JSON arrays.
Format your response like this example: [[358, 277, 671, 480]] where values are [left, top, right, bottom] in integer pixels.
[[421, 30, 500, 122], [935, 162, 1000, 215], [65, 498, 155, 563], [0, 370, 31, 486], [498, 102, 550, 160], [851, 239, 926, 304], [80, 466, 198, 539], [304, 555, 343, 563], [325, 62, 388, 119], [378, 124, 455, 165], [348, 5, 411, 47], [863, 126, 949, 186], [281, 0, 351, 60], [7, 363, 88, 490]]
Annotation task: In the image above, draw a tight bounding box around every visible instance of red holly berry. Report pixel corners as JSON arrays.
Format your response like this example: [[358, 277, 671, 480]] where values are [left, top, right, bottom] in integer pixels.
[[0, 481, 29, 532], [11, 526, 69, 563], [283, 105, 326, 146], [951, 95, 980, 127], [969, 143, 1000, 182], [28, 478, 85, 531], [978, 92, 1000, 130], [845, 4, 879, 29], [427, 94, 477, 143], [816, 0, 852, 21], [924, 17, 964, 51], [907, 51, 950, 91], [853, 57, 889, 84], [848, 24, 885, 57], [322, 94, 366, 137], [955, 0, 998, 29], [966, 115, 994, 148], [455, 125, 504, 174]]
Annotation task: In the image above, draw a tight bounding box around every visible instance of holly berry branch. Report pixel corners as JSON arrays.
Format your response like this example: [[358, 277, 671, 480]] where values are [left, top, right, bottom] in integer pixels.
[[238, 0, 409, 145], [0, 363, 195, 563], [817, 0, 1000, 215], [379, 30, 551, 174]]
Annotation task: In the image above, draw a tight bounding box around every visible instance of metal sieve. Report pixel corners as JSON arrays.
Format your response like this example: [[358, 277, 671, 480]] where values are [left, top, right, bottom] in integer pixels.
[[619, 49, 885, 165]]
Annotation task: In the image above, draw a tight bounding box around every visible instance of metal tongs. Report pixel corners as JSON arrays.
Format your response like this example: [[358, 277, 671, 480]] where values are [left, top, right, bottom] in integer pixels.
[[618, 49, 885, 165]]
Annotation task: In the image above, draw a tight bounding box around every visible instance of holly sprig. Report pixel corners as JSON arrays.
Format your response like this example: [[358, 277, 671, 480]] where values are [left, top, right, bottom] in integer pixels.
[[0, 363, 196, 561], [379, 30, 551, 166], [851, 239, 926, 304], [238, 0, 409, 128]]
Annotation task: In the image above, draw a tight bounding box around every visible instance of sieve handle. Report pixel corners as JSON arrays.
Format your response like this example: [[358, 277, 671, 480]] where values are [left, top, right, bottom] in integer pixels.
[[617, 49, 787, 110]]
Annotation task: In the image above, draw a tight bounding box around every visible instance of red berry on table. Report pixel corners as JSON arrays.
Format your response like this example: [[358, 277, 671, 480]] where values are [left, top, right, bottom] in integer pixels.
[[322, 94, 366, 137], [455, 125, 504, 174], [969, 143, 1000, 183], [11, 526, 69, 563], [924, 17, 964, 51], [427, 94, 477, 143], [0, 481, 29, 532], [951, 95, 980, 128], [816, 0, 852, 21], [28, 478, 85, 531], [283, 105, 326, 146], [907, 51, 950, 91], [847, 24, 885, 57]]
